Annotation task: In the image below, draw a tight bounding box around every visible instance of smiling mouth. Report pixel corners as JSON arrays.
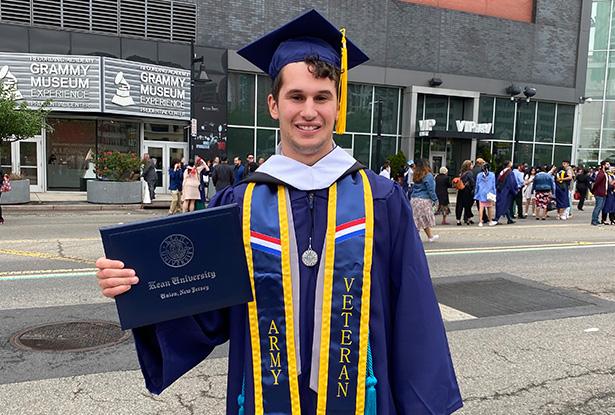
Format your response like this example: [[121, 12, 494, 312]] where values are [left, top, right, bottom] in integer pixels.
[[295, 124, 321, 131]]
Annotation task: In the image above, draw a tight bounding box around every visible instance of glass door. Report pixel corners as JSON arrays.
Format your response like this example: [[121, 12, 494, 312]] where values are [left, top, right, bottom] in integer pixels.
[[143, 142, 188, 194], [2, 136, 44, 192], [430, 151, 446, 174]]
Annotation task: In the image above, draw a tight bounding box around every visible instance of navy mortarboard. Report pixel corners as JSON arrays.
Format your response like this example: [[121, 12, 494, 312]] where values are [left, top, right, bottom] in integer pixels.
[[237, 9, 368, 134]]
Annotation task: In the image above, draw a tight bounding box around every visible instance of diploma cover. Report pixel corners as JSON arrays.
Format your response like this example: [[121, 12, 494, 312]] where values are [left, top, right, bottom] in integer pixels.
[[100, 204, 252, 329]]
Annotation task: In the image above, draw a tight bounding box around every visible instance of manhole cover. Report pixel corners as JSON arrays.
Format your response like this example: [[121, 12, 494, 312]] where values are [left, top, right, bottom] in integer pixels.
[[10, 321, 130, 352]]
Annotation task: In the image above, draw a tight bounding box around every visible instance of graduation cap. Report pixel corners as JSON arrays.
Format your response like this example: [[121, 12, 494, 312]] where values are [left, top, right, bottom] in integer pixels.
[[237, 9, 369, 134]]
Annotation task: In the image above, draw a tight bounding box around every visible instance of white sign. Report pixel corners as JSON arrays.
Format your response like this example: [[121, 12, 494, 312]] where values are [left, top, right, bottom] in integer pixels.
[[103, 58, 190, 120], [0, 52, 101, 111], [418, 119, 436, 136], [191, 118, 197, 136], [455, 120, 492, 134]]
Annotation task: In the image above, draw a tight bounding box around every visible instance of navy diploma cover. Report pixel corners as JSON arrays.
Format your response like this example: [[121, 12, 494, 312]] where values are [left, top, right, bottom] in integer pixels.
[[100, 204, 252, 329]]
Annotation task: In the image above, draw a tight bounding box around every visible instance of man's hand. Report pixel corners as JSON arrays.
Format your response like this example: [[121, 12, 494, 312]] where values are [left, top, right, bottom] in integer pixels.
[[95, 257, 139, 298]]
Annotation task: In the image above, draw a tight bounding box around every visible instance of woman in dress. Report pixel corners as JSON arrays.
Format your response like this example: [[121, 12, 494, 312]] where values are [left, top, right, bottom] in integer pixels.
[[473, 163, 498, 227], [523, 166, 537, 217], [533, 165, 556, 220], [410, 159, 439, 242], [455, 160, 475, 225], [182, 160, 202, 213], [435, 166, 451, 225]]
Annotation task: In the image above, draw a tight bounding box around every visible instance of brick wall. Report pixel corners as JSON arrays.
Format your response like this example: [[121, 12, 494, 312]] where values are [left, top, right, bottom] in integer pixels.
[[400, 0, 535, 23]]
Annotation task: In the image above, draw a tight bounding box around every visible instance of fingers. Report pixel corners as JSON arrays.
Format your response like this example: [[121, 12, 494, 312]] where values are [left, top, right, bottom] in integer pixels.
[[95, 256, 138, 299], [95, 257, 124, 270], [102, 284, 134, 298]]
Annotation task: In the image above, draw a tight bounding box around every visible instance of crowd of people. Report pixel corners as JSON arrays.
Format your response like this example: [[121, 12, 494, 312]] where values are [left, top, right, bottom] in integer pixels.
[[379, 157, 615, 241], [166, 153, 264, 215]]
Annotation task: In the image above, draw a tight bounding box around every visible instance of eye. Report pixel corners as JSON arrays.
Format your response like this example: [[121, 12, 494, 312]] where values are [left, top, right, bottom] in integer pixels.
[[290, 94, 304, 102], [315, 95, 330, 102]]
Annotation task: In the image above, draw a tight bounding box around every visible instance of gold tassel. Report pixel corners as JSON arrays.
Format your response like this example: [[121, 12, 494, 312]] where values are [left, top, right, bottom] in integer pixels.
[[336, 28, 348, 135]]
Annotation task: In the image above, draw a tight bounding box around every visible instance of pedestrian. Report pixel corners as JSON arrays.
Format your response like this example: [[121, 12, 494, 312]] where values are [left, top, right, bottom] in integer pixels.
[[473, 163, 497, 227], [575, 167, 590, 211], [244, 153, 258, 178], [257, 156, 266, 166], [495, 161, 518, 224], [199, 159, 212, 205], [472, 158, 489, 223], [379, 159, 391, 179], [601, 167, 615, 225], [591, 161, 610, 225], [510, 163, 526, 219], [555, 160, 573, 220], [405, 159, 415, 195], [533, 164, 556, 221], [181, 160, 201, 213], [233, 156, 245, 183], [95, 10, 462, 414], [0, 170, 11, 224], [435, 166, 451, 225], [411, 158, 440, 242], [454, 160, 475, 225], [141, 153, 157, 201], [211, 156, 234, 194], [522, 166, 536, 217], [168, 159, 183, 215]]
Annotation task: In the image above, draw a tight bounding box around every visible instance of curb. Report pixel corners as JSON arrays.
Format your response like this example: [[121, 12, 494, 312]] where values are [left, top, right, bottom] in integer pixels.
[[2, 202, 170, 212]]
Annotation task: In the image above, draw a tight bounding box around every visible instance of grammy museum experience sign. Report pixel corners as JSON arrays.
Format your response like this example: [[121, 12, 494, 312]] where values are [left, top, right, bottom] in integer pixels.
[[0, 52, 190, 120]]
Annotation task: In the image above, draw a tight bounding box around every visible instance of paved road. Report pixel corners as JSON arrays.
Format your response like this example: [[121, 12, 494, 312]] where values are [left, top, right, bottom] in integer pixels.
[[0, 209, 614, 414]]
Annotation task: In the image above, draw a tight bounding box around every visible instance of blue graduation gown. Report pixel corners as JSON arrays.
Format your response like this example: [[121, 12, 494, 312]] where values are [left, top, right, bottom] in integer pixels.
[[132, 170, 463, 415], [554, 183, 569, 209], [495, 171, 517, 220]]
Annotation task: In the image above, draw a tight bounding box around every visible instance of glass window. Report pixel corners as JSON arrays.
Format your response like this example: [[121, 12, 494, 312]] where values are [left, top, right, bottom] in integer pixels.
[[535, 102, 556, 143], [581, 102, 602, 130], [601, 149, 615, 162], [228, 73, 255, 125], [592, 2, 611, 50], [603, 102, 615, 129], [226, 127, 254, 161], [347, 84, 372, 133], [514, 142, 533, 165], [493, 98, 515, 140], [421, 139, 430, 159], [256, 129, 276, 159], [601, 129, 615, 148], [0, 25, 28, 52], [46, 118, 96, 190], [478, 96, 494, 124], [121, 38, 157, 64], [0, 141, 12, 173], [605, 53, 615, 99], [430, 138, 446, 152], [416, 94, 425, 130], [492, 141, 512, 170], [372, 135, 397, 171], [579, 128, 601, 148], [576, 149, 599, 166], [476, 140, 492, 163], [373, 87, 399, 135], [70, 32, 120, 57], [424, 95, 448, 131], [586, 51, 607, 98], [553, 146, 572, 165], [256, 75, 277, 128], [555, 104, 574, 144], [29, 28, 70, 54], [448, 97, 466, 132], [333, 133, 352, 149], [533, 144, 553, 167], [97, 120, 140, 153], [144, 123, 185, 142], [157, 42, 190, 69], [353, 134, 371, 168], [515, 101, 536, 141]]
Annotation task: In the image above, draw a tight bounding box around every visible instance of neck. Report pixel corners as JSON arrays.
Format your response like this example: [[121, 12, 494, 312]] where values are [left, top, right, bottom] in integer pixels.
[[279, 140, 335, 166]]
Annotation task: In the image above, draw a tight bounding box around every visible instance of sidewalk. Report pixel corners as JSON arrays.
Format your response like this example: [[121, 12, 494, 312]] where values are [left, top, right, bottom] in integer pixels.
[[3, 191, 172, 212]]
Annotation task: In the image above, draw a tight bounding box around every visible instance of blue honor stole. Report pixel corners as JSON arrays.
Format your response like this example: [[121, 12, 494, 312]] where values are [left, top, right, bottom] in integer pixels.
[[242, 170, 375, 415]]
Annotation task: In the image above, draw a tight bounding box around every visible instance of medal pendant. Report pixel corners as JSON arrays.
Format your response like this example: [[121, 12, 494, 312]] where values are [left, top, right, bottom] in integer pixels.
[[301, 249, 318, 267]]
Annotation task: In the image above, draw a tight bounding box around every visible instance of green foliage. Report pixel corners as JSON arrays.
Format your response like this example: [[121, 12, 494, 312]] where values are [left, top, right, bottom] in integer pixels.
[[388, 151, 407, 178], [0, 84, 51, 142], [95, 151, 142, 182]]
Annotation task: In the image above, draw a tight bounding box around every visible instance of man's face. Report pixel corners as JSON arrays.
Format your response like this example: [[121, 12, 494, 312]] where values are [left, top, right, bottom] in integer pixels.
[[562, 161, 569, 169], [234, 157, 240, 166], [268, 62, 338, 159], [247, 154, 255, 164]]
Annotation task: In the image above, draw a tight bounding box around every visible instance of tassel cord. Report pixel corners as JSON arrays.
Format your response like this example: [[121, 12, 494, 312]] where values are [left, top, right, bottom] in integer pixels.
[[365, 338, 378, 415]]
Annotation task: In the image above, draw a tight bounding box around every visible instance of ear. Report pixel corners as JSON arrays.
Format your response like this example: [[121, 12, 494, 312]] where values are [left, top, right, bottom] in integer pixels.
[[268, 94, 279, 120]]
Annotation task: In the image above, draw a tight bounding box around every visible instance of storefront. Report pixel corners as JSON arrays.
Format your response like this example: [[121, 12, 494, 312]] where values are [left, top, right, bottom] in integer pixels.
[[0, 52, 190, 192]]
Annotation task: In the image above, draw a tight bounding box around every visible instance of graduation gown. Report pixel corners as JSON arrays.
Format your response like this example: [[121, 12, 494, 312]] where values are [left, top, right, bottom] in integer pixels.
[[495, 170, 517, 220], [131, 165, 462, 415]]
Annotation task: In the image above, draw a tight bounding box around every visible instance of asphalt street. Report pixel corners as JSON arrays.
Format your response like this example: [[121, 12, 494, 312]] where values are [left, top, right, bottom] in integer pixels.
[[0, 208, 614, 414]]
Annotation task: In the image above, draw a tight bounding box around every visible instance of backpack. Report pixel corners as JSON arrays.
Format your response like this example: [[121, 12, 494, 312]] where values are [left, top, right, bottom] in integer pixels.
[[452, 177, 465, 190]]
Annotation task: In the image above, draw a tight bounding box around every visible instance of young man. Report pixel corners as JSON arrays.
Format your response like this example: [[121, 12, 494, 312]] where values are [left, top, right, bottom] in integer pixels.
[[233, 156, 245, 183], [591, 160, 610, 225], [96, 10, 461, 415]]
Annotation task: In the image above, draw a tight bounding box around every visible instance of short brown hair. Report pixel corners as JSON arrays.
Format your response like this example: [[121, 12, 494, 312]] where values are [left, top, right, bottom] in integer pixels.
[[271, 57, 341, 100]]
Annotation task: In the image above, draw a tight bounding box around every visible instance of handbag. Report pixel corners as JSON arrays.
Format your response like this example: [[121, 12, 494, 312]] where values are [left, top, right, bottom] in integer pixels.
[[573, 191, 581, 201], [547, 199, 556, 211], [452, 177, 465, 190], [486, 192, 497, 202], [0, 177, 11, 193]]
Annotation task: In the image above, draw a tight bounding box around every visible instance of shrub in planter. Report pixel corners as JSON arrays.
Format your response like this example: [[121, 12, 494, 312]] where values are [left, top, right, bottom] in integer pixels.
[[95, 151, 142, 182], [1, 173, 30, 204]]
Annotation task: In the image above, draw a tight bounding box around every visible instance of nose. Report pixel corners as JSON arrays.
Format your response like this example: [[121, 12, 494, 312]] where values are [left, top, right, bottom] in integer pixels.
[[300, 98, 317, 120]]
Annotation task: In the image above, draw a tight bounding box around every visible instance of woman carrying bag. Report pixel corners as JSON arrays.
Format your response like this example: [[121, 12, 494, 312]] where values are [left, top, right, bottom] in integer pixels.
[[0, 171, 12, 225]]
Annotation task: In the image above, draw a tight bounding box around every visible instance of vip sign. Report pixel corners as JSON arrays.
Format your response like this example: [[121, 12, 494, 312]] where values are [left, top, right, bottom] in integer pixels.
[[102, 58, 191, 120], [0, 52, 101, 111], [455, 120, 492, 134], [418, 119, 436, 136]]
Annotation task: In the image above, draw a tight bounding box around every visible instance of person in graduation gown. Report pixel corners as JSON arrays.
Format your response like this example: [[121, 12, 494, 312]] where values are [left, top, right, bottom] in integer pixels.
[[95, 9, 462, 415], [495, 161, 518, 224]]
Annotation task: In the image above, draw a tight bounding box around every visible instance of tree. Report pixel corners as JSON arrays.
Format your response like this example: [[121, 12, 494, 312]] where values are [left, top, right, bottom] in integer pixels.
[[0, 83, 51, 142], [388, 150, 407, 178]]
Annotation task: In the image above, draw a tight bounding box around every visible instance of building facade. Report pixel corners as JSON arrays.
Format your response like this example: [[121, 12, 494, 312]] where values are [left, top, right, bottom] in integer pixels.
[[0, 0, 591, 192]]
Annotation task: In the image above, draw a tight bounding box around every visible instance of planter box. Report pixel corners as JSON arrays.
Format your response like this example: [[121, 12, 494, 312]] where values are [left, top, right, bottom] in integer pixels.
[[0, 179, 30, 204], [87, 180, 142, 204]]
